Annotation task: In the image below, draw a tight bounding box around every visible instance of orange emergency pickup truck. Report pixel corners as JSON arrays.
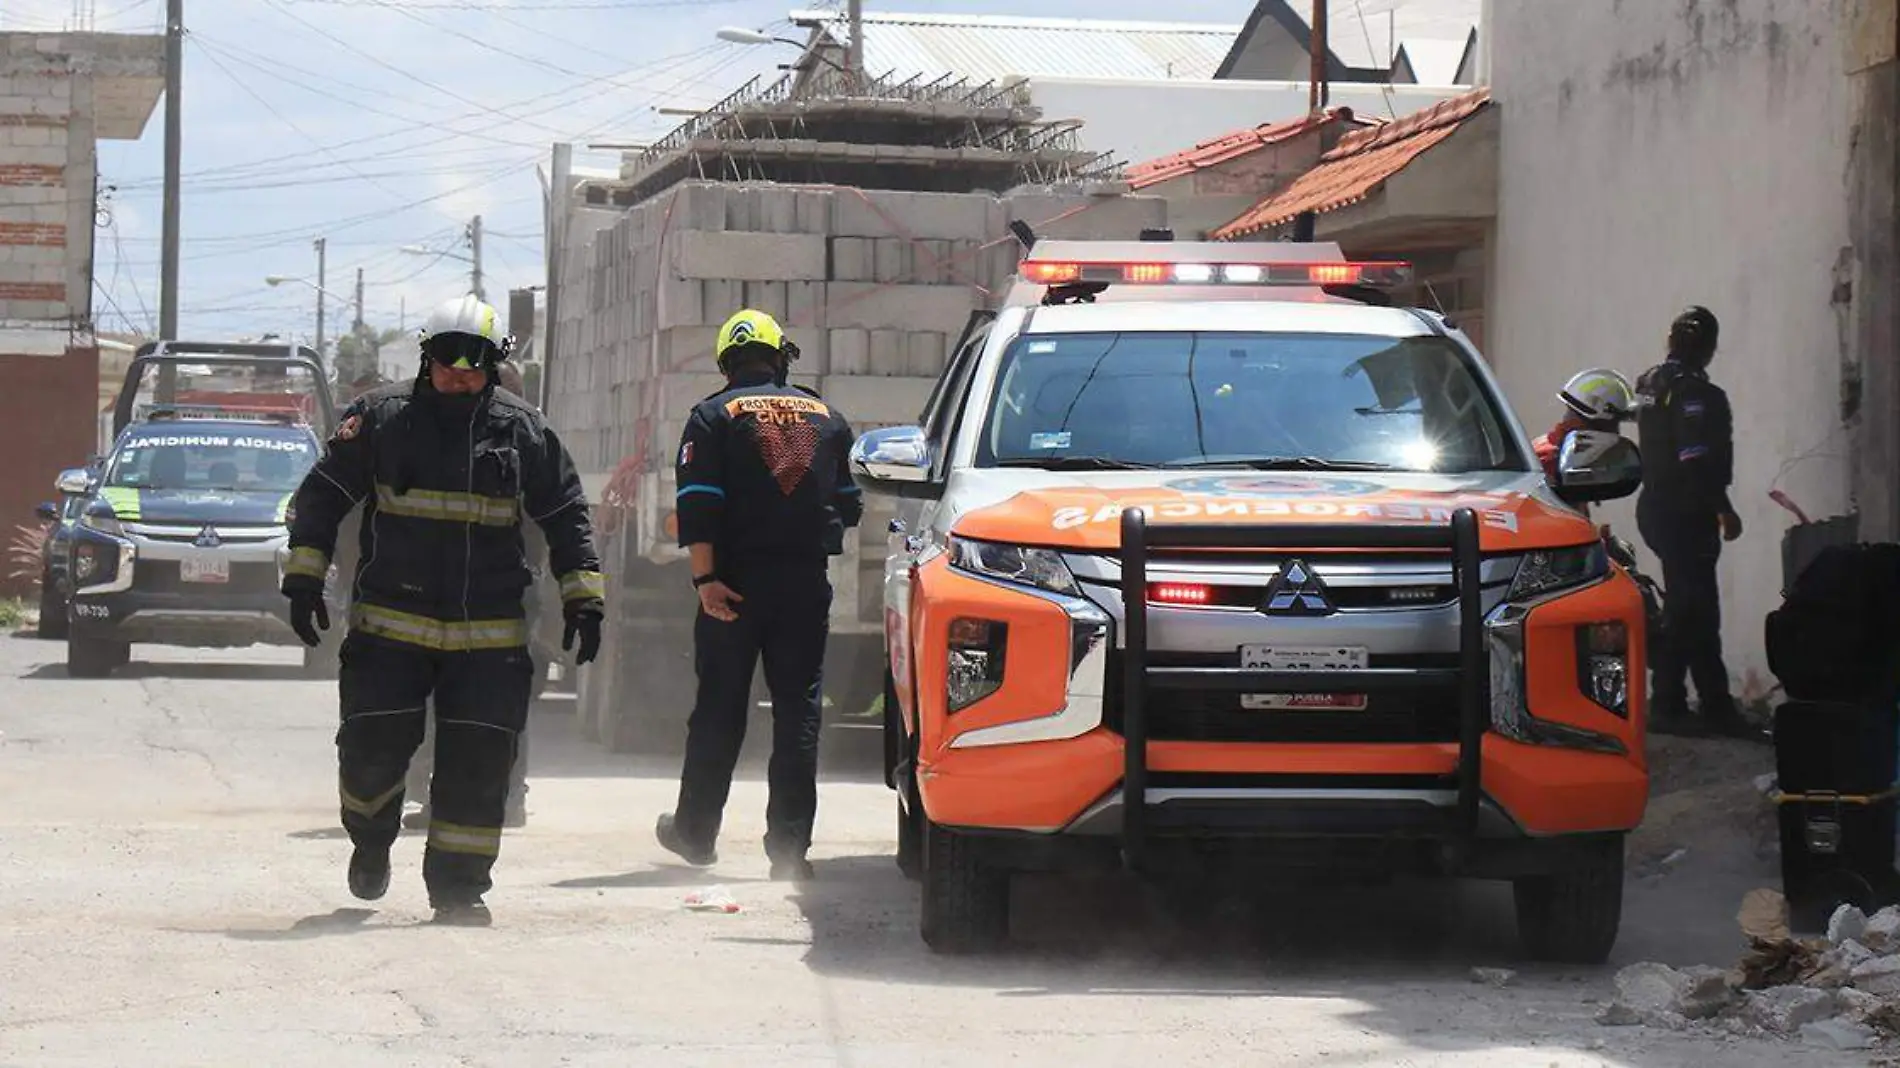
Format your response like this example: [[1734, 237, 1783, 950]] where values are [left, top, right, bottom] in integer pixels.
[[849, 240, 1649, 960]]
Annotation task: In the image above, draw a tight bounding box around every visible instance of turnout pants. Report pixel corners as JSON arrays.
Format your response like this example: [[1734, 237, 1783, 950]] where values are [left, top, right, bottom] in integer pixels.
[[674, 562, 831, 859], [337, 630, 534, 906], [406, 713, 529, 816], [1637, 498, 1736, 720]]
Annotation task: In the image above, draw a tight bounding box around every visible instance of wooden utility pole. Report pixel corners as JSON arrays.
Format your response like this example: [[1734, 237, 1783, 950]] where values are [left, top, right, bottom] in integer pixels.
[[469, 214, 485, 300], [313, 237, 326, 364], [1309, 0, 1329, 113], [353, 267, 364, 330], [847, 0, 865, 87], [159, 0, 182, 339]]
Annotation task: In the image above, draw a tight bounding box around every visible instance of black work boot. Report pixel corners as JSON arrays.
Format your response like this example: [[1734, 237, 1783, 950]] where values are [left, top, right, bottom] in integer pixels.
[[348, 844, 392, 902], [430, 899, 492, 927], [769, 855, 815, 883], [656, 812, 717, 867]]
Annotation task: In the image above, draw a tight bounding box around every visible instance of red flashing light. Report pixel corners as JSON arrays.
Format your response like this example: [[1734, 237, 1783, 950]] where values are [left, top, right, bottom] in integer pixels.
[[1023, 261, 1080, 284], [1020, 258, 1412, 289], [1308, 263, 1362, 285], [1149, 582, 1214, 606]]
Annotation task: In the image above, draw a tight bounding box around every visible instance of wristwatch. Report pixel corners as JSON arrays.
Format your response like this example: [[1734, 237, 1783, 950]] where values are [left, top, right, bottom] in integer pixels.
[[692, 574, 717, 588]]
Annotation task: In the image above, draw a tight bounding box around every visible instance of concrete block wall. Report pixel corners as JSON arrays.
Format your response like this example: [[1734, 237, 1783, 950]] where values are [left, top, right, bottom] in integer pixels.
[[549, 181, 1169, 479]]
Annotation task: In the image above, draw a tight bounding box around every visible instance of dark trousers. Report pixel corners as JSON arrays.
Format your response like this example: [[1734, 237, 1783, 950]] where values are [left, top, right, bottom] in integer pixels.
[[674, 563, 831, 858], [1637, 497, 1736, 719], [337, 632, 534, 905]]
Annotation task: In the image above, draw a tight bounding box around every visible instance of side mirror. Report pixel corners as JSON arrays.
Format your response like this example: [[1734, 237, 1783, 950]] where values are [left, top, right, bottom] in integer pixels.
[[1556, 430, 1643, 504], [55, 467, 90, 496], [34, 502, 58, 522], [850, 425, 942, 500]]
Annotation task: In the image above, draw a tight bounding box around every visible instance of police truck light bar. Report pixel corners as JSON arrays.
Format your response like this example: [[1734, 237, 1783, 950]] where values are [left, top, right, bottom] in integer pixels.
[[1022, 259, 1413, 288]]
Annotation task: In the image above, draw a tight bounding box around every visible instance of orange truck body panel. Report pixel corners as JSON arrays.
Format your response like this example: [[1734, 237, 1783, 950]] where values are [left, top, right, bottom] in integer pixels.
[[910, 494, 1648, 838]]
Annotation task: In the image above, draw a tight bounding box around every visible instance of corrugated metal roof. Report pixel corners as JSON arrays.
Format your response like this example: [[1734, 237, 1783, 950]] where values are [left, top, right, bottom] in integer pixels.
[[1214, 86, 1490, 239], [1277, 0, 1480, 72], [1394, 35, 1473, 85], [789, 9, 1243, 83]]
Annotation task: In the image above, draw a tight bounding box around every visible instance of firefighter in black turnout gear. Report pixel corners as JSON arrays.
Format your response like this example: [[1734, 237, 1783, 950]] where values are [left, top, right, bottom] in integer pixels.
[[656, 309, 861, 881], [281, 295, 604, 925], [1636, 305, 1746, 737]]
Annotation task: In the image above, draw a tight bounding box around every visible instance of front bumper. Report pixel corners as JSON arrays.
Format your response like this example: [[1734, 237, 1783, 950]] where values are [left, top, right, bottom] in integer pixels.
[[67, 528, 300, 648], [912, 509, 1648, 861]]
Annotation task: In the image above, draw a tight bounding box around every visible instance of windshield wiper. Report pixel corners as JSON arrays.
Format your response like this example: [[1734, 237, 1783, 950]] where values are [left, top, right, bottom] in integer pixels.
[[1164, 456, 1400, 472], [994, 456, 1161, 471]]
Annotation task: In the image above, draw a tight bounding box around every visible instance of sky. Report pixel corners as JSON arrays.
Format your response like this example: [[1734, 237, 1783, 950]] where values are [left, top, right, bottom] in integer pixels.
[[0, 0, 1275, 346]]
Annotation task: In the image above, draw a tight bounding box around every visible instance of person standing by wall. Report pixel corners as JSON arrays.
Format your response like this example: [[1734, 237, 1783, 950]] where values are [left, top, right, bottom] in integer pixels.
[[1636, 306, 1746, 737], [653, 309, 861, 882]]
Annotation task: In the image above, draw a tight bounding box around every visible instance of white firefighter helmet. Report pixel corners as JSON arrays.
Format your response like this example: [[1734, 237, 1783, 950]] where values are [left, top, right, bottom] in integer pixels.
[[1557, 368, 1635, 424], [419, 294, 511, 370]]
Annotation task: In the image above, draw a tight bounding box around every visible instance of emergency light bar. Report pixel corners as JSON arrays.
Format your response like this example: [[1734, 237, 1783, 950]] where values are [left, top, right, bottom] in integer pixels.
[[139, 404, 302, 425], [1021, 259, 1414, 288]]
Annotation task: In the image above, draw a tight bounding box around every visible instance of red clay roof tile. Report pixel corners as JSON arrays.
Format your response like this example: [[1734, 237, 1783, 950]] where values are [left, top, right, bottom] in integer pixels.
[[1125, 107, 1364, 190], [1212, 87, 1492, 239]]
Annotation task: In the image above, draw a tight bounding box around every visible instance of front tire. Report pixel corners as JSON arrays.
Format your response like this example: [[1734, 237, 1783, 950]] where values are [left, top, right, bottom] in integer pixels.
[[66, 632, 127, 678], [36, 576, 66, 640], [920, 819, 1009, 954], [1514, 834, 1625, 964]]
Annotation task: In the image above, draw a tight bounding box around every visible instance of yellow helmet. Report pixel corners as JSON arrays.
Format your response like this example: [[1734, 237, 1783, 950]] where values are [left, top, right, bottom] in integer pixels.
[[715, 309, 792, 373]]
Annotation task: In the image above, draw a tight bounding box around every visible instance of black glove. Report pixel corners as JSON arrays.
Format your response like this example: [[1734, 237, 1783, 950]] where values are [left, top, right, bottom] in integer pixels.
[[288, 589, 329, 647], [562, 605, 602, 665]]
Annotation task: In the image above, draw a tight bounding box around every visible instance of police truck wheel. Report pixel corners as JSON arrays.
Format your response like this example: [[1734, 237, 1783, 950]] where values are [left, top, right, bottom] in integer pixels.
[[1514, 834, 1625, 964], [920, 818, 1008, 953], [896, 791, 923, 880], [66, 633, 125, 678], [36, 578, 66, 640]]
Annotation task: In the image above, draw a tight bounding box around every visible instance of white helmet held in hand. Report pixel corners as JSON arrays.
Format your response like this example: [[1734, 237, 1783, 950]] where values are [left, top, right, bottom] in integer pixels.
[[1557, 368, 1635, 424]]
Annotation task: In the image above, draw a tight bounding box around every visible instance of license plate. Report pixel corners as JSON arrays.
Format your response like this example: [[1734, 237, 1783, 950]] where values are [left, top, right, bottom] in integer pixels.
[[180, 556, 229, 584], [1240, 644, 1369, 710]]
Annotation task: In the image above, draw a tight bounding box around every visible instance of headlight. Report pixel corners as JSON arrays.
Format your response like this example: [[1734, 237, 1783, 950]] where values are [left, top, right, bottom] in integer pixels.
[[948, 536, 1079, 596], [80, 509, 124, 539], [1507, 542, 1608, 602], [1487, 612, 1626, 754]]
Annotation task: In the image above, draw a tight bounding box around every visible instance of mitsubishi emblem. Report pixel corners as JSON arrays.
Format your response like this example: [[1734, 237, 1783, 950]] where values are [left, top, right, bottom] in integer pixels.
[[193, 525, 221, 549], [1264, 559, 1333, 616]]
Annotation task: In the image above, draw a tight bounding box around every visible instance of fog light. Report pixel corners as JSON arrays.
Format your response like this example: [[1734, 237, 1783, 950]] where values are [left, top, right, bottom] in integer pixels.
[[947, 617, 1007, 712], [1578, 621, 1629, 716]]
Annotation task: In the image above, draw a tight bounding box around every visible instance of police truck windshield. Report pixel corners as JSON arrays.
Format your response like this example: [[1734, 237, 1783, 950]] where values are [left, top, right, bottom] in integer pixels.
[[105, 426, 317, 493], [978, 331, 1525, 474]]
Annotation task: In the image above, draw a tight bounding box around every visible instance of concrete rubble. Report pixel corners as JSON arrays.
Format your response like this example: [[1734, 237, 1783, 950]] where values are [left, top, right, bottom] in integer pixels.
[[1595, 896, 1900, 1048]]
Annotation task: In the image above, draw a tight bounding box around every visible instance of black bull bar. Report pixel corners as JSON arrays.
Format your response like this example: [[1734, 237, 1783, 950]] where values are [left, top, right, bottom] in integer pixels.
[[1117, 507, 1488, 870]]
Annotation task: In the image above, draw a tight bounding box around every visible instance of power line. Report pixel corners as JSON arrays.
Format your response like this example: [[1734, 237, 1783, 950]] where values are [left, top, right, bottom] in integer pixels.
[[278, 0, 750, 8]]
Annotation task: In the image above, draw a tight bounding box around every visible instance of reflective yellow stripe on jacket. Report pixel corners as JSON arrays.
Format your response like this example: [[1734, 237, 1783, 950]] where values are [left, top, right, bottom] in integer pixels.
[[350, 603, 529, 652], [374, 483, 518, 527], [558, 570, 606, 603], [284, 546, 329, 580]]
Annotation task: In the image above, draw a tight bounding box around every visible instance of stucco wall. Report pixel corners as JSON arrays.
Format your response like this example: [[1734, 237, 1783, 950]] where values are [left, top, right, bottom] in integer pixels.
[[1489, 0, 1852, 699]]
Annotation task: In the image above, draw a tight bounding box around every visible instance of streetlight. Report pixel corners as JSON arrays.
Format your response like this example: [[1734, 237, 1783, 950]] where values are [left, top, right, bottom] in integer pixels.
[[399, 238, 483, 302], [715, 22, 857, 78], [265, 274, 345, 368]]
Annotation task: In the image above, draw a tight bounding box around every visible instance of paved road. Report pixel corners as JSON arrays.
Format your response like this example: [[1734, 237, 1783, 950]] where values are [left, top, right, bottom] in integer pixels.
[[0, 635, 1857, 1066]]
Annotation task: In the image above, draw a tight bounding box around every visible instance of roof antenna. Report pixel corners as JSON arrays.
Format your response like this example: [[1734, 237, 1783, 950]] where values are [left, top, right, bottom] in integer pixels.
[[1420, 279, 1457, 328]]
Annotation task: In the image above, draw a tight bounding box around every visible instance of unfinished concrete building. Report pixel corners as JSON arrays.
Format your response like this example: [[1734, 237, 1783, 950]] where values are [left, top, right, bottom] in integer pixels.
[[543, 71, 1168, 750]]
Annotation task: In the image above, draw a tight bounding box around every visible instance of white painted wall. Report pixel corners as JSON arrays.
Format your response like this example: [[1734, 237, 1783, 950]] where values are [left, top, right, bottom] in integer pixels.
[[1488, 0, 1852, 699], [1026, 76, 1467, 166]]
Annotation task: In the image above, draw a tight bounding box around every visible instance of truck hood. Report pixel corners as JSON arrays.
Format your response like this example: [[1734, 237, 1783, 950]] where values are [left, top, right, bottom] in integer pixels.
[[104, 486, 291, 527], [946, 469, 1594, 552]]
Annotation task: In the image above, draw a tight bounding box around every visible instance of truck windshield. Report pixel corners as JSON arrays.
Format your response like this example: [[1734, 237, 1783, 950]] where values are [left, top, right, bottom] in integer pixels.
[[977, 331, 1524, 474], [104, 426, 317, 493]]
